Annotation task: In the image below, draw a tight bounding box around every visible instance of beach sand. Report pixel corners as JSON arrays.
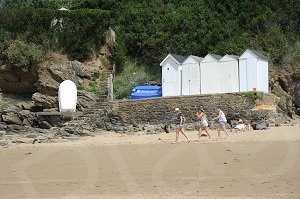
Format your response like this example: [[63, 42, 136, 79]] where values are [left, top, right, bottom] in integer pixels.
[[0, 125, 299, 198]]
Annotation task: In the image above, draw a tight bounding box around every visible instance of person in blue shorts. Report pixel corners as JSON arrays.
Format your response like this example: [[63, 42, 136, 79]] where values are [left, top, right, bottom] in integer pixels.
[[213, 107, 229, 139], [174, 108, 190, 143]]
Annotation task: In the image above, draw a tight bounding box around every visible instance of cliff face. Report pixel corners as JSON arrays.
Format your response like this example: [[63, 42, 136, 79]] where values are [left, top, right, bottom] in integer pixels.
[[0, 65, 38, 94], [0, 46, 112, 95], [269, 63, 300, 115]]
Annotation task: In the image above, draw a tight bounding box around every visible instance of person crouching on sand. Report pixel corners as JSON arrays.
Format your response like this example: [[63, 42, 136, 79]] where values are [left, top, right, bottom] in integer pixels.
[[174, 108, 190, 143], [212, 107, 229, 139], [196, 107, 211, 140]]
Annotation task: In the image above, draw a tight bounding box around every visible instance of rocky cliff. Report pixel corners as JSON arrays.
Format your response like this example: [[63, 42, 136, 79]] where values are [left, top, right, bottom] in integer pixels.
[[269, 63, 300, 116]]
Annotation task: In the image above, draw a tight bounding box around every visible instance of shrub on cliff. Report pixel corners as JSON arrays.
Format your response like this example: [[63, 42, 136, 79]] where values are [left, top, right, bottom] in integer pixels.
[[113, 61, 151, 99], [4, 40, 44, 72]]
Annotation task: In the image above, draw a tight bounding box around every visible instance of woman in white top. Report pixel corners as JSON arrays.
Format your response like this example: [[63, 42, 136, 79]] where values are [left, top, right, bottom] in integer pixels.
[[213, 107, 229, 139], [196, 108, 211, 140]]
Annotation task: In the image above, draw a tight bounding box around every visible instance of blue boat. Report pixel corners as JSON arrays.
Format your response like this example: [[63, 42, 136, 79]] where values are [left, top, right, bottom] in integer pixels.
[[131, 85, 162, 99]]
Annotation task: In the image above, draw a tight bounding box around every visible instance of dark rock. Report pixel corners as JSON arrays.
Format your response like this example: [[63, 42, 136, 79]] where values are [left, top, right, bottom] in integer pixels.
[[82, 125, 94, 131], [0, 131, 5, 136], [12, 140, 25, 144], [95, 120, 103, 128], [71, 60, 85, 78], [32, 92, 57, 109], [63, 127, 76, 134], [32, 136, 48, 144], [22, 119, 32, 127], [39, 121, 52, 129], [0, 122, 7, 130], [26, 134, 37, 138], [59, 131, 71, 137], [0, 141, 8, 147], [76, 130, 91, 136], [105, 123, 113, 131], [0, 66, 38, 94], [17, 101, 35, 110], [77, 90, 97, 110], [2, 114, 22, 125]]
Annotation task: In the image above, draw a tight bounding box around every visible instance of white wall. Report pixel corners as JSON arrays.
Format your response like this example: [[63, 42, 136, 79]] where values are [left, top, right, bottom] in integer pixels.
[[182, 62, 190, 95], [188, 63, 201, 95], [246, 58, 258, 91], [219, 60, 239, 93], [239, 59, 247, 92], [257, 59, 269, 92], [162, 57, 180, 96], [182, 58, 201, 95], [201, 62, 220, 94]]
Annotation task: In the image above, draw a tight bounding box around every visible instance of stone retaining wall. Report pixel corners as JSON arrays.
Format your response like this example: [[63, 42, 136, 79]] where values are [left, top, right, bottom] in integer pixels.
[[105, 93, 280, 125]]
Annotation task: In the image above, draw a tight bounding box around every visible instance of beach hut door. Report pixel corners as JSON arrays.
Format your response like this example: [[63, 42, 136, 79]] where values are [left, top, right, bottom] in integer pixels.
[[163, 66, 175, 96], [189, 64, 200, 95]]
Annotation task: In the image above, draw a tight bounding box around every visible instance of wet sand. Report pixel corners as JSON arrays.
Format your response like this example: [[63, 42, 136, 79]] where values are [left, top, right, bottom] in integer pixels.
[[0, 125, 300, 198]]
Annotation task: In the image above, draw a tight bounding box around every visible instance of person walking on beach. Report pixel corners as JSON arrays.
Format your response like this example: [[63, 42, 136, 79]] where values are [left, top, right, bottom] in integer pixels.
[[196, 107, 211, 140], [174, 108, 190, 143], [213, 107, 229, 139]]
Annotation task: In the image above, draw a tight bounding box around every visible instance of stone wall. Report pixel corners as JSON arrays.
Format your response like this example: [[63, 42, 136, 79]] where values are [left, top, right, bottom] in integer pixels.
[[104, 93, 280, 126]]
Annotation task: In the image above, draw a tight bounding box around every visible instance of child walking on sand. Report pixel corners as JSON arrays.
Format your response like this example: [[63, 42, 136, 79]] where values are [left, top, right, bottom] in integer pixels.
[[213, 107, 229, 139], [174, 108, 190, 143], [196, 107, 211, 140]]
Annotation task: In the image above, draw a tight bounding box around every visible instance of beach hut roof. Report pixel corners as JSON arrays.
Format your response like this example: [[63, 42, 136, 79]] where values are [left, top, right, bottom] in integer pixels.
[[220, 54, 239, 61], [160, 53, 186, 66], [239, 49, 268, 60], [183, 55, 203, 64], [210, 54, 222, 60], [201, 54, 222, 62]]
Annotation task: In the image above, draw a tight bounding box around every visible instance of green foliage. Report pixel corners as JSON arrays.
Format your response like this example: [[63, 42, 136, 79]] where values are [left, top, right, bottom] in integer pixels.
[[0, 7, 110, 61], [272, 85, 285, 97], [88, 80, 101, 97], [243, 91, 264, 101], [0, 29, 12, 59], [114, 0, 300, 72], [0, 0, 300, 75], [113, 61, 151, 99], [4, 39, 44, 72], [57, 9, 111, 61]]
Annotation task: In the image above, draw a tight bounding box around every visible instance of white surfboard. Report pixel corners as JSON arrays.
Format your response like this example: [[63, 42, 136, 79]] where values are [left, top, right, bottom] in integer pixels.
[[58, 80, 77, 112]]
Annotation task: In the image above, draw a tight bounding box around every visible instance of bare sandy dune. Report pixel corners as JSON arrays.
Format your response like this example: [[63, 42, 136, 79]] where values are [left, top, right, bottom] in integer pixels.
[[0, 126, 299, 198]]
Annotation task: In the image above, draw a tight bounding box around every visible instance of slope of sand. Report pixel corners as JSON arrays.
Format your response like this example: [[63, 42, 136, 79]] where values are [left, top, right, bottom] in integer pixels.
[[0, 125, 299, 198]]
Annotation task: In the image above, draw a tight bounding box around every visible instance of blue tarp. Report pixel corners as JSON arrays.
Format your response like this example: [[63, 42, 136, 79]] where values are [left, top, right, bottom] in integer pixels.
[[131, 85, 162, 99]]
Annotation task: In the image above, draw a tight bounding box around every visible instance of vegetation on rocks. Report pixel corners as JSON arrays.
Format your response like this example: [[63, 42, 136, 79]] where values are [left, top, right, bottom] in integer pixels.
[[0, 0, 299, 100], [4, 40, 44, 72], [243, 91, 264, 102], [113, 61, 153, 99]]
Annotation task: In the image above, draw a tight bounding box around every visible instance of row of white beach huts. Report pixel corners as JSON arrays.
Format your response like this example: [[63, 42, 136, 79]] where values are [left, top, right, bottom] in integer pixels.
[[160, 49, 269, 96]]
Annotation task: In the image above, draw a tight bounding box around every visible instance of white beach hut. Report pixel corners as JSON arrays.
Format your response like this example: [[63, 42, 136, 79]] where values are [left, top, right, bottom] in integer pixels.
[[182, 55, 203, 95], [160, 53, 186, 96], [58, 80, 77, 112], [218, 55, 239, 93], [239, 49, 269, 93], [200, 54, 222, 94]]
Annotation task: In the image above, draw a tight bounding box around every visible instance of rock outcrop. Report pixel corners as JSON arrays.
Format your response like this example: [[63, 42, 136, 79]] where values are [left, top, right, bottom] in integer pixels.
[[0, 65, 38, 94], [269, 63, 300, 117]]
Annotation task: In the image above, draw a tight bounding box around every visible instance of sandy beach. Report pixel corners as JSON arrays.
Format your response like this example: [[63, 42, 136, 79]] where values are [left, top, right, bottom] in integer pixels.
[[0, 125, 300, 198]]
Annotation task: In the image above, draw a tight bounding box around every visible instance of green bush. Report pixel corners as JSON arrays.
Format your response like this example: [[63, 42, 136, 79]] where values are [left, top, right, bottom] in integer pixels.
[[87, 77, 101, 97], [0, 8, 110, 62], [0, 29, 12, 59], [113, 61, 151, 99], [4, 39, 44, 72], [242, 91, 264, 101]]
